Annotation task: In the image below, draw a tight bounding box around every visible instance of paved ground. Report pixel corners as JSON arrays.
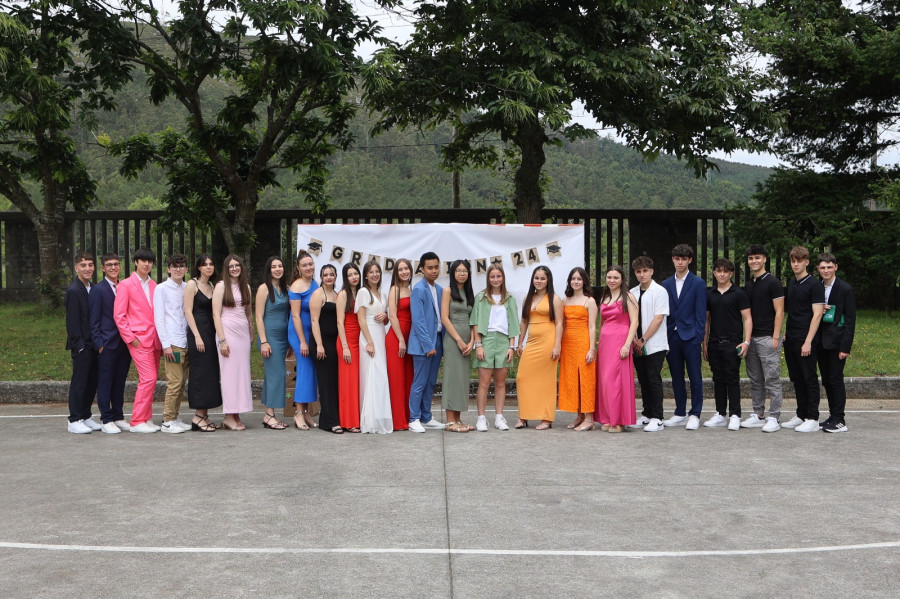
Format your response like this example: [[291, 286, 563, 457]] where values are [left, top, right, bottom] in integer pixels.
[[1, 399, 898, 598]]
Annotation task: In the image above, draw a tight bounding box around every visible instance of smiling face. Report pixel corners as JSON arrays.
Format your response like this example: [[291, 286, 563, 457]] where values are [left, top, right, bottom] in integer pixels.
[[569, 271, 584, 292], [270, 259, 284, 282], [488, 268, 504, 293], [713, 268, 733, 287], [75, 258, 95, 285], [298, 256, 315, 279], [321, 266, 337, 288], [532, 269, 548, 291], [397, 261, 411, 283], [347, 267, 360, 287], [227, 259, 242, 280], [817, 260, 837, 284], [606, 269, 622, 291], [100, 258, 120, 283], [747, 254, 766, 276], [366, 264, 381, 288]]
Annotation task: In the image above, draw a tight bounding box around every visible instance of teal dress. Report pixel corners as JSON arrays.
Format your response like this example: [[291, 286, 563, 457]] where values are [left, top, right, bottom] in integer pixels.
[[259, 288, 290, 408]]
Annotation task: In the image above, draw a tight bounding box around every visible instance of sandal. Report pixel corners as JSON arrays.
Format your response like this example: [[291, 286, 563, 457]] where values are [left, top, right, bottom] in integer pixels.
[[303, 411, 318, 429], [222, 419, 245, 431], [575, 421, 595, 431], [293, 413, 309, 431], [263, 414, 288, 430], [535, 421, 553, 430], [567, 416, 585, 430], [514, 420, 529, 429], [330, 426, 344, 434], [446, 422, 469, 433], [346, 427, 361, 433], [191, 415, 216, 432]]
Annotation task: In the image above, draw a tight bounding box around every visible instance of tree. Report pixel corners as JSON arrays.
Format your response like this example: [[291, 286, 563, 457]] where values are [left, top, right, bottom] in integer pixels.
[[0, 1, 131, 299], [364, 0, 775, 223], [93, 0, 379, 261]]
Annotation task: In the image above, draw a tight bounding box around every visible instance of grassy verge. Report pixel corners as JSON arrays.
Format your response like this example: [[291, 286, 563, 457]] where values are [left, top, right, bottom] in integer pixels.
[[0, 303, 896, 381]]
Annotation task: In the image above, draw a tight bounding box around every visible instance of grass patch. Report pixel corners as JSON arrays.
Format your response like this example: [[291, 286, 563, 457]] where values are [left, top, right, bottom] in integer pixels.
[[0, 303, 896, 381]]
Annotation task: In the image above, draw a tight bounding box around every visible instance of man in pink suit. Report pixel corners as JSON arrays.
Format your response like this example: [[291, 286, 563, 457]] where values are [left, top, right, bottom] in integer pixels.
[[114, 247, 163, 433]]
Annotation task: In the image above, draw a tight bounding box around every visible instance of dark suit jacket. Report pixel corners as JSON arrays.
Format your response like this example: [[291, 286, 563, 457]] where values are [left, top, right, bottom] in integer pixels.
[[89, 278, 123, 351], [65, 278, 94, 352], [820, 276, 856, 353], [662, 271, 707, 342]]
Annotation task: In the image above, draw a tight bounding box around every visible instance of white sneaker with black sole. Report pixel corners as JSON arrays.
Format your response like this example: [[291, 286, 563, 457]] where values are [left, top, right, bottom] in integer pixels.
[[823, 420, 848, 433]]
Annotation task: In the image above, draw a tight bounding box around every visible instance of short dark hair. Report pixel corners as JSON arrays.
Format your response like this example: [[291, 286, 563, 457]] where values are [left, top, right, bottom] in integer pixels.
[[133, 247, 156, 263], [631, 255, 654, 271], [817, 252, 837, 265], [419, 251, 439, 265], [713, 258, 735, 272], [166, 253, 187, 267], [671, 244, 694, 259], [100, 253, 119, 266], [745, 244, 768, 258], [74, 251, 94, 264]]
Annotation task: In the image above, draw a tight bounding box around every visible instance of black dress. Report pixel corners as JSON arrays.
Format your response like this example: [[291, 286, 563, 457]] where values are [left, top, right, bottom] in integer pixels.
[[187, 290, 223, 409], [312, 300, 340, 430]]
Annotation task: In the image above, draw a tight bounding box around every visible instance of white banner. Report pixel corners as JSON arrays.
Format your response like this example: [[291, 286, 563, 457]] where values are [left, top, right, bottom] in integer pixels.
[[295, 223, 585, 306]]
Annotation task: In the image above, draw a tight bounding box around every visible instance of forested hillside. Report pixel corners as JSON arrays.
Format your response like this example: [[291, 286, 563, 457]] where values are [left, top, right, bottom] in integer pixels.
[[4, 73, 770, 212]]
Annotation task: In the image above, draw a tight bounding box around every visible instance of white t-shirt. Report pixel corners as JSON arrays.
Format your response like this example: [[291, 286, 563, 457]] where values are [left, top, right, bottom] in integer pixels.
[[487, 294, 508, 335], [630, 280, 669, 355]]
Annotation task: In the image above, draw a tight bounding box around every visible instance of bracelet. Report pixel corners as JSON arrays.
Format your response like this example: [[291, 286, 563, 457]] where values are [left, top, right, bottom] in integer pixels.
[[261, 340, 269, 345], [508, 345, 515, 350], [217, 339, 227, 348], [474, 342, 483, 348]]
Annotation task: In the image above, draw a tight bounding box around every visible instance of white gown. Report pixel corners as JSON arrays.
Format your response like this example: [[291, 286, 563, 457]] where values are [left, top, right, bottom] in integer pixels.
[[355, 288, 393, 434]]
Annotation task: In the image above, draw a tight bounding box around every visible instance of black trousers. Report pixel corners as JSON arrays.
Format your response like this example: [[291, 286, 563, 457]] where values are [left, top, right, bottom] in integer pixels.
[[784, 339, 820, 421], [817, 346, 847, 421], [68, 347, 98, 422], [634, 350, 666, 421], [707, 342, 742, 417]]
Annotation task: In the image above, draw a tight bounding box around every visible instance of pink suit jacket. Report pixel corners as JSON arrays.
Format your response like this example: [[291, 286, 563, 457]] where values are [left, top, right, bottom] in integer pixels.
[[113, 272, 162, 351]]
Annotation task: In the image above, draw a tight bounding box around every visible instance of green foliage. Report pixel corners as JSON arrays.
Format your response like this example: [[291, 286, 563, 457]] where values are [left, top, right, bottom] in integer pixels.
[[730, 168, 900, 309]]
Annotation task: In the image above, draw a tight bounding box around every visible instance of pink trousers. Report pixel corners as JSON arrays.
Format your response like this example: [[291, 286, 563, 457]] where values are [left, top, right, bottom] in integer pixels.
[[128, 345, 161, 426]]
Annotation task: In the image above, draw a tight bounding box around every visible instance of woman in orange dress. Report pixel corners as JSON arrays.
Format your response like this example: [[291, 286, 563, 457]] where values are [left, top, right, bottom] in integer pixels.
[[559, 267, 598, 430], [515, 266, 564, 430], [336, 263, 362, 433], [385, 259, 414, 431]]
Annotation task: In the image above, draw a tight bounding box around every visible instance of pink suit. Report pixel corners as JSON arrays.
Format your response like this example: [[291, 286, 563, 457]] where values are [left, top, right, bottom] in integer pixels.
[[114, 272, 162, 426]]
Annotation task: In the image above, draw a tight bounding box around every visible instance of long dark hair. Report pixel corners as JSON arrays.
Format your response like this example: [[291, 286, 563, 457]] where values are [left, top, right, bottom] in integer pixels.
[[291, 250, 313, 283], [361, 260, 381, 305], [319, 264, 337, 290], [192, 253, 216, 282], [564, 267, 593, 298], [449, 259, 475, 307], [340, 263, 360, 313], [521, 265, 556, 322], [221, 254, 250, 307], [264, 255, 288, 303], [599, 265, 633, 313]]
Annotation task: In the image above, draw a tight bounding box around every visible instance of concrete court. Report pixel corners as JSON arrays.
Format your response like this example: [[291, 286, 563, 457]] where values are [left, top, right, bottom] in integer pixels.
[[0, 399, 898, 599]]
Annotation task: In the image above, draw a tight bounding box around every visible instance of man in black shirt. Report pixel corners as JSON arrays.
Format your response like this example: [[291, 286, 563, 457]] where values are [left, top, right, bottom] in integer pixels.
[[816, 253, 856, 433], [783, 246, 825, 433], [702, 259, 752, 431]]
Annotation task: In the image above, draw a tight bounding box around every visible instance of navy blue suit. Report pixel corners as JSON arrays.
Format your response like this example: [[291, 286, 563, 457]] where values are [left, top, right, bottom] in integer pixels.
[[89, 278, 132, 423], [662, 271, 707, 417], [408, 278, 443, 423], [65, 278, 98, 422]]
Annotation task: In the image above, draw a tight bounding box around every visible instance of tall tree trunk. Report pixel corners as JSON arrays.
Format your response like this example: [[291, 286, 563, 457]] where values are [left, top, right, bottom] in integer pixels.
[[512, 118, 549, 224], [452, 170, 461, 209]]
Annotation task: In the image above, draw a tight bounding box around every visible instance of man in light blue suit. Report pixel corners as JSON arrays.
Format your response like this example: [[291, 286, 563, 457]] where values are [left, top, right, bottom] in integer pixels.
[[661, 244, 707, 430], [407, 251, 446, 433]]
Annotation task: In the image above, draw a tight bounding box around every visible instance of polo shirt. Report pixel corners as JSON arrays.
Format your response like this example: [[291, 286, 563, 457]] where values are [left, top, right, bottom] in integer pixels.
[[706, 285, 750, 343], [745, 272, 784, 337], [785, 274, 825, 342]]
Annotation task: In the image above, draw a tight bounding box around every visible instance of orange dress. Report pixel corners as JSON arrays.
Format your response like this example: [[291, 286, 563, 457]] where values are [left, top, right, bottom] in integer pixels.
[[559, 304, 596, 413], [516, 294, 559, 421]]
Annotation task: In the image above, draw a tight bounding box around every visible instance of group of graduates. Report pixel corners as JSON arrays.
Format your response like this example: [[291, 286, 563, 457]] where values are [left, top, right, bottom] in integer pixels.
[[63, 240, 855, 436]]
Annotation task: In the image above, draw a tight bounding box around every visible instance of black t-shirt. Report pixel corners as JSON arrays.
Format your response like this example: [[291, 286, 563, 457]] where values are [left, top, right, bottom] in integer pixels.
[[785, 274, 826, 342], [745, 272, 784, 337], [706, 285, 750, 343]]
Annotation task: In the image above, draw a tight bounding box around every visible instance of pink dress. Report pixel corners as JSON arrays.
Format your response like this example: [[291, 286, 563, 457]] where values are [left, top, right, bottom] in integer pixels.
[[594, 300, 636, 426], [217, 284, 253, 414]]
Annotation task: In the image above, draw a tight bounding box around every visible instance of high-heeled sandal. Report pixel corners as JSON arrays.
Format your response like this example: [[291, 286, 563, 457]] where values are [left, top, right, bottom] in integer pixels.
[[294, 413, 309, 431], [191, 415, 216, 432], [263, 414, 288, 430]]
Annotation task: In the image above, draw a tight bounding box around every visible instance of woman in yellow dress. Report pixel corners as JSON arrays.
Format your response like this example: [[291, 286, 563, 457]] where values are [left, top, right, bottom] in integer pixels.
[[515, 266, 564, 430]]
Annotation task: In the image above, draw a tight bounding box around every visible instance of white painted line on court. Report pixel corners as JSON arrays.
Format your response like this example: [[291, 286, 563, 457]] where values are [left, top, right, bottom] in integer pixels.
[[2, 540, 900, 558]]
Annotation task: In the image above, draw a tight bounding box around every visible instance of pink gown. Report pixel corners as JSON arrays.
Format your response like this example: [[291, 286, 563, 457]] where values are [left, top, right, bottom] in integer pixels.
[[594, 300, 636, 426], [217, 284, 253, 414]]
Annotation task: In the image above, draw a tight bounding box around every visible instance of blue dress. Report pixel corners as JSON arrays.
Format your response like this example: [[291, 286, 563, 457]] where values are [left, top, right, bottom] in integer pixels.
[[288, 280, 319, 404], [259, 288, 290, 409]]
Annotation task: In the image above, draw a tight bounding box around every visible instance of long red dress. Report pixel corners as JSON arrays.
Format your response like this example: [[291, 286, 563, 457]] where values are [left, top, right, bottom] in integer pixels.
[[338, 307, 361, 430], [385, 295, 413, 430]]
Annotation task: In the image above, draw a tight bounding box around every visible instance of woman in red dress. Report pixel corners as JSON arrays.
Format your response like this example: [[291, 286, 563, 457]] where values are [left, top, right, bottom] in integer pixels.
[[385, 258, 414, 431], [336, 263, 362, 432]]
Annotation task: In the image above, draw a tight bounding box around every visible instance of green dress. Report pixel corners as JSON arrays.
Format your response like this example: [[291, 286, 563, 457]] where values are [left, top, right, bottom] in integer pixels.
[[441, 296, 473, 412]]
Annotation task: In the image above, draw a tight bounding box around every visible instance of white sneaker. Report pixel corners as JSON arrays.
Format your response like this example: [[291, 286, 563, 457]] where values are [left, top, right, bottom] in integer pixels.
[[643, 418, 664, 432], [761, 417, 781, 433], [703, 413, 727, 427], [685, 415, 700, 430], [782, 415, 804, 429], [663, 414, 687, 427], [161, 420, 186, 434], [67, 420, 92, 434], [494, 414, 509, 431], [113, 420, 131, 431], [475, 415, 488, 432], [173, 418, 192, 432], [147, 421, 161, 431], [728, 415, 741, 431], [130, 422, 158, 433], [795, 419, 822, 433], [740, 414, 765, 428], [82, 417, 102, 431], [408, 419, 426, 433], [628, 415, 651, 429], [422, 419, 446, 429], [100, 422, 121, 434]]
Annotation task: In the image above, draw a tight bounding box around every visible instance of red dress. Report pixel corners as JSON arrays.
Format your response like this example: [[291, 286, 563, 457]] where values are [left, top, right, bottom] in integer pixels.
[[385, 295, 413, 430], [338, 307, 361, 429]]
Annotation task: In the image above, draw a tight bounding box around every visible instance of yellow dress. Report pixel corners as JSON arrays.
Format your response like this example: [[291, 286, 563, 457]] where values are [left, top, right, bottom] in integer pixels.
[[558, 304, 596, 413], [516, 294, 559, 421]]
